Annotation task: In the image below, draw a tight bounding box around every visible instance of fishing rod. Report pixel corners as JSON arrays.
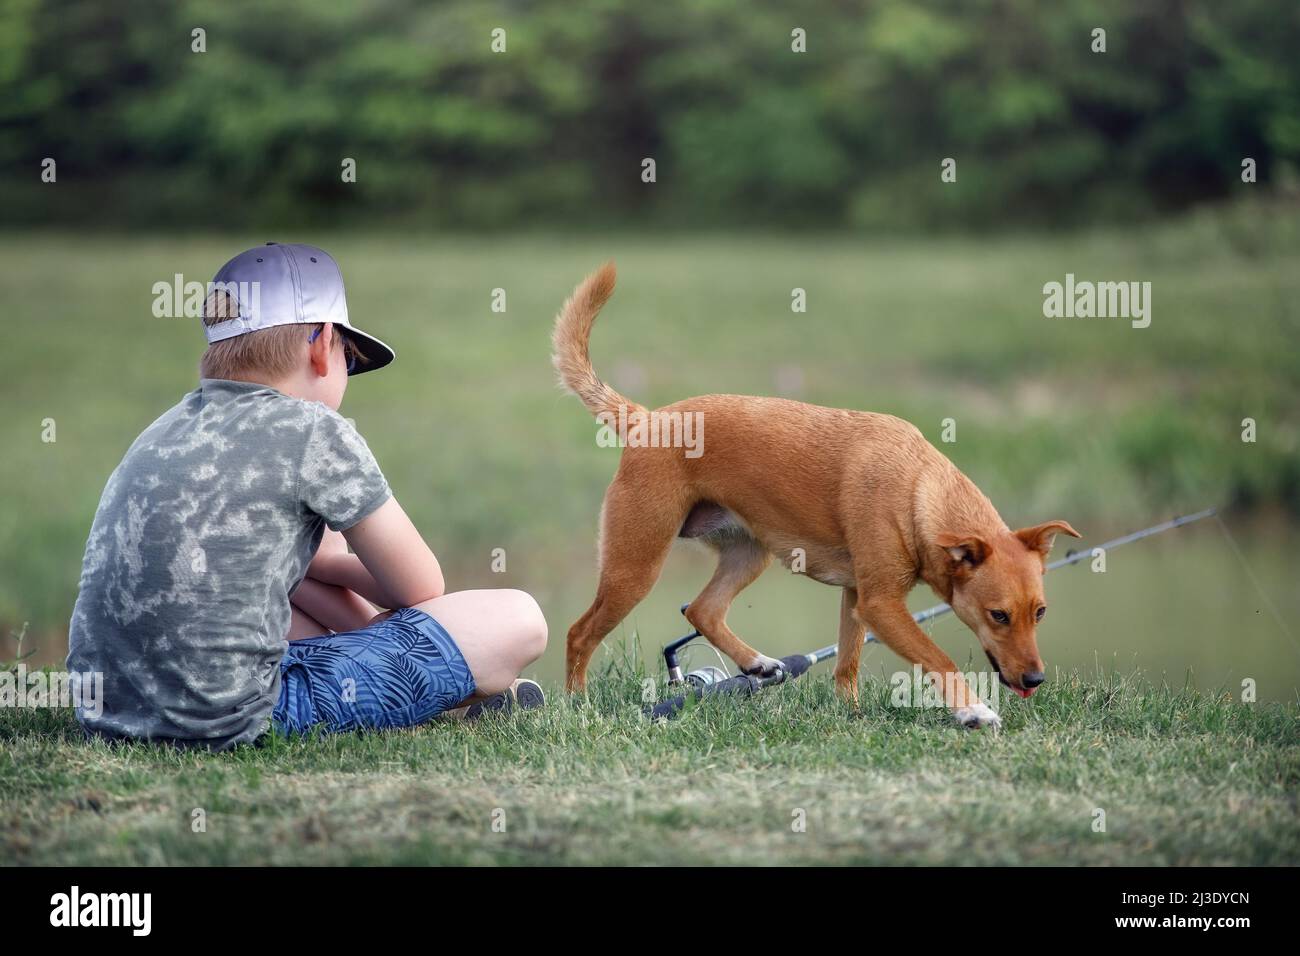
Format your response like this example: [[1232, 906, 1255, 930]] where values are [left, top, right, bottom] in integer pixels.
[[648, 507, 1217, 720]]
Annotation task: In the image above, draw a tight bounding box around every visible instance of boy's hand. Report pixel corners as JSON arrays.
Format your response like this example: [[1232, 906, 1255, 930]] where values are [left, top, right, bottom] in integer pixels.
[[306, 550, 391, 610]]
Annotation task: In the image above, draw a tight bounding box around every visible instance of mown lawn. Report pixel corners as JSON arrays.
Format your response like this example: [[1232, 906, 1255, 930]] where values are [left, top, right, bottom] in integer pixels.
[[2, 662, 1296, 866], [2, 207, 1298, 865]]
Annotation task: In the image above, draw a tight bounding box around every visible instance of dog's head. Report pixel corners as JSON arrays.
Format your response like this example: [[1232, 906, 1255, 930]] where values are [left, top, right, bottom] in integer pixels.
[[935, 520, 1080, 698]]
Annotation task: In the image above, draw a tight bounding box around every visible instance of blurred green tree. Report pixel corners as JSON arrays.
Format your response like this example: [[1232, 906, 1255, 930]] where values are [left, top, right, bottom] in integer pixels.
[[1, 0, 1296, 229]]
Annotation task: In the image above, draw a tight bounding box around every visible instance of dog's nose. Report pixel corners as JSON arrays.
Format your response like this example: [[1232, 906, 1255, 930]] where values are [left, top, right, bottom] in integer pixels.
[[1022, 671, 1045, 689]]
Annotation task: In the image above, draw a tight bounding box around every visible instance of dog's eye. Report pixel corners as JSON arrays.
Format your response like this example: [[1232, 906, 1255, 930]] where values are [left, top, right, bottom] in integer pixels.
[[989, 609, 1010, 626], [1036, 606, 1046, 622]]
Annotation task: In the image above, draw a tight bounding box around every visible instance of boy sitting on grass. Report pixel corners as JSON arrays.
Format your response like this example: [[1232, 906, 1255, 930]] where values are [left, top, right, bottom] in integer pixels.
[[67, 242, 547, 750]]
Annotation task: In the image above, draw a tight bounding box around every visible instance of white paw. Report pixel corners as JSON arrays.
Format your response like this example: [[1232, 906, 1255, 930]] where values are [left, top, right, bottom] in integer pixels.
[[954, 702, 1001, 731], [742, 653, 784, 677]]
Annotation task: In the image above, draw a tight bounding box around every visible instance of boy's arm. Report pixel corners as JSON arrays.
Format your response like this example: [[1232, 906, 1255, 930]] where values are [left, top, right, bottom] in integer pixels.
[[335, 496, 445, 609], [305, 547, 390, 610], [305, 526, 381, 599]]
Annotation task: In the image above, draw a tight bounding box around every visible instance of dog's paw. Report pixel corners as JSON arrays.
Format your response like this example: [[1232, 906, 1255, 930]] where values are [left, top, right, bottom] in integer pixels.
[[953, 702, 1001, 731], [741, 653, 784, 678]]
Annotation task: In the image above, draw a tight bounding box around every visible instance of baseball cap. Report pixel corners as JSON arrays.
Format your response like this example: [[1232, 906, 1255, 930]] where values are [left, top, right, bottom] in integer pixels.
[[203, 242, 395, 375]]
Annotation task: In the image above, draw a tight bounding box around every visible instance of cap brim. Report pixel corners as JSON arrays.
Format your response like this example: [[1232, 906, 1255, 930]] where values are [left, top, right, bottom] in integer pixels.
[[338, 326, 395, 376]]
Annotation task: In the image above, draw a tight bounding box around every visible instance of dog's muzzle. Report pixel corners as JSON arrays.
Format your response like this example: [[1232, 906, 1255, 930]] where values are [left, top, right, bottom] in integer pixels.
[[985, 649, 1036, 699]]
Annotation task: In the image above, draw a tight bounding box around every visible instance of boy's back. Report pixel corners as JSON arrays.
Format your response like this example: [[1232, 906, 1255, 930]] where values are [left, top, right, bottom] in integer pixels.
[[67, 378, 389, 749]]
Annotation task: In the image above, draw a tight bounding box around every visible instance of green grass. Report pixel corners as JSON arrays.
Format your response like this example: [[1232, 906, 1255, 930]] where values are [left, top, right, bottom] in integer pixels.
[[2, 208, 1298, 865], [2, 659, 1297, 865]]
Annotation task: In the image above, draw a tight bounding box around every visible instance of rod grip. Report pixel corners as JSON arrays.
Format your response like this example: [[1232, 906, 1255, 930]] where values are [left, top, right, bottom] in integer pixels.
[[779, 653, 811, 678], [647, 673, 761, 720]]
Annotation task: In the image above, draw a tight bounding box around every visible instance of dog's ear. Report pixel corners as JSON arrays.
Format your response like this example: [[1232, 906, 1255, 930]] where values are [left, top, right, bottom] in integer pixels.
[[934, 534, 988, 572], [1015, 520, 1081, 557]]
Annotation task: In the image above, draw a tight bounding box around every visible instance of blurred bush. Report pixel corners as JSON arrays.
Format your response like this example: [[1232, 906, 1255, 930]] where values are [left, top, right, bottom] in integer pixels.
[[1, 0, 1297, 230]]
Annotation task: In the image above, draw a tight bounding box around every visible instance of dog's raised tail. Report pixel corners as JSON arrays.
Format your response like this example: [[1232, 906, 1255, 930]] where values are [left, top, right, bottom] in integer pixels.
[[551, 262, 643, 419]]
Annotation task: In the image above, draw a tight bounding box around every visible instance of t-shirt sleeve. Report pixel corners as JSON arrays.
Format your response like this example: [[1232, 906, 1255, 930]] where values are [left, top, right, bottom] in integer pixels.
[[298, 405, 392, 531]]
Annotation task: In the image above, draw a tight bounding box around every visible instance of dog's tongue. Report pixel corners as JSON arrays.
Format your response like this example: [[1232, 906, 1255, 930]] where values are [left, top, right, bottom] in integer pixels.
[[1013, 685, 1035, 699]]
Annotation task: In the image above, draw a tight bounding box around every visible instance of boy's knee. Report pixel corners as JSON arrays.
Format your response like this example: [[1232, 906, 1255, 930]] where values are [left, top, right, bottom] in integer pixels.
[[504, 589, 547, 662]]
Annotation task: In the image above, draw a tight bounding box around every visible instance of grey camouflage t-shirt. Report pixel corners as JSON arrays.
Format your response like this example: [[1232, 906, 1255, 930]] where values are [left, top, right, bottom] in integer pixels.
[[66, 379, 391, 750]]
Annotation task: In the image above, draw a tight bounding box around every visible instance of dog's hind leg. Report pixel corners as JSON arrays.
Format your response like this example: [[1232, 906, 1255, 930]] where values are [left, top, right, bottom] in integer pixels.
[[565, 478, 685, 693], [833, 586, 866, 704], [684, 536, 780, 676]]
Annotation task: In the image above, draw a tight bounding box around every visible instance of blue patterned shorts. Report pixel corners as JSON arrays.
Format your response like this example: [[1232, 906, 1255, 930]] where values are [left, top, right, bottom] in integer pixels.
[[272, 607, 476, 736]]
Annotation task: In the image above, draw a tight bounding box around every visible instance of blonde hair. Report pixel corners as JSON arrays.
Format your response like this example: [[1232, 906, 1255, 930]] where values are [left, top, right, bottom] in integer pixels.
[[199, 289, 347, 381]]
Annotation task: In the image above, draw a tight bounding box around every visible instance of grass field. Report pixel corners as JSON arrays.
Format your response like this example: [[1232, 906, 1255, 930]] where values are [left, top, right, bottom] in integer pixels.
[[2, 660, 1296, 866], [2, 206, 1299, 865]]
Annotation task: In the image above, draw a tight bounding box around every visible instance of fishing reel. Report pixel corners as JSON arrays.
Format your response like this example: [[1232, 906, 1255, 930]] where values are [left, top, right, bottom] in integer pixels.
[[651, 602, 810, 720], [662, 604, 733, 687], [683, 666, 729, 688]]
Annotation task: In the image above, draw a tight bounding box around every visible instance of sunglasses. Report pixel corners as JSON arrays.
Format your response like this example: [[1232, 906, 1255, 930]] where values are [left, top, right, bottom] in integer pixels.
[[308, 326, 359, 373]]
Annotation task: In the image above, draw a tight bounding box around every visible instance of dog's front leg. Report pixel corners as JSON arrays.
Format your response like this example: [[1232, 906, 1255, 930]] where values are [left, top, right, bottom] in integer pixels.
[[854, 593, 1000, 731], [834, 587, 866, 704]]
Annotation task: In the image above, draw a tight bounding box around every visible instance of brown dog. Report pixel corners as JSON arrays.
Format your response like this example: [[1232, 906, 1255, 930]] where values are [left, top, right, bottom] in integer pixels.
[[553, 263, 1079, 729]]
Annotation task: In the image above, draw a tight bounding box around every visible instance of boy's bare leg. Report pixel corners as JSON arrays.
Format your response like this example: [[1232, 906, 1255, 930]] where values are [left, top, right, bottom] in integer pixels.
[[288, 604, 328, 641], [411, 589, 547, 697]]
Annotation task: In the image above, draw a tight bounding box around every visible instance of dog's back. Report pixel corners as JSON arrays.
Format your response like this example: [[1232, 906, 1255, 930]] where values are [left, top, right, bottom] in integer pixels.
[[550, 263, 937, 514]]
